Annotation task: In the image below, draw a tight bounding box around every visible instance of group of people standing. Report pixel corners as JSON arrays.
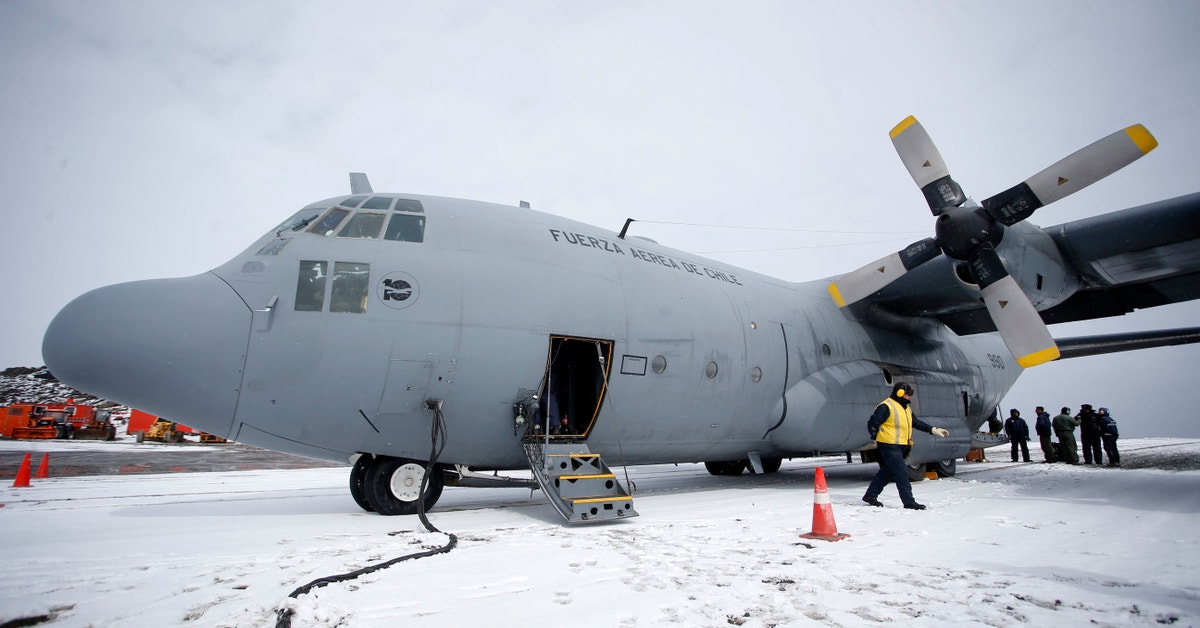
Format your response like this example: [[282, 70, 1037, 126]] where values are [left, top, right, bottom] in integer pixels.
[[1004, 404, 1121, 467]]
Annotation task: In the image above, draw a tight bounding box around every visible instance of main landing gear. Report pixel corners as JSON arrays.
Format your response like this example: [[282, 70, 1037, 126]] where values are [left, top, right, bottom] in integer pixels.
[[703, 456, 783, 476], [349, 454, 445, 515]]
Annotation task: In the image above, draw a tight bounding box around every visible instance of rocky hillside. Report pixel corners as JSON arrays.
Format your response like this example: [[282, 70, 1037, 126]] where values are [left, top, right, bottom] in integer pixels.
[[1, 366, 120, 409]]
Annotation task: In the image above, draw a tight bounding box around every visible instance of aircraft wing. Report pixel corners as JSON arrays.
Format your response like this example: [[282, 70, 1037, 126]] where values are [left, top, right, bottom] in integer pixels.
[[866, 192, 1200, 335]]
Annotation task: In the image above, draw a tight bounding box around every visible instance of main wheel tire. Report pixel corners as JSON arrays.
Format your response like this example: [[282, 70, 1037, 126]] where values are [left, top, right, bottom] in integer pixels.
[[704, 460, 747, 476], [349, 454, 375, 512], [932, 458, 957, 477], [365, 457, 445, 516], [761, 457, 783, 474]]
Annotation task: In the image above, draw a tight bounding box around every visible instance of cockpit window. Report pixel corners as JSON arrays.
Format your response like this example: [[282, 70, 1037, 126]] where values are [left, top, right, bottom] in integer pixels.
[[384, 214, 425, 242], [361, 196, 393, 210], [330, 262, 370, 313], [274, 208, 324, 234], [337, 212, 386, 239], [395, 199, 424, 213], [308, 208, 350, 236], [295, 261, 327, 312], [341, 196, 367, 208]]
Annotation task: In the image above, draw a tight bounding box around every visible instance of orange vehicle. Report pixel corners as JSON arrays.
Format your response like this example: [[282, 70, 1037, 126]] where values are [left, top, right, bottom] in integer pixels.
[[1, 399, 117, 440]]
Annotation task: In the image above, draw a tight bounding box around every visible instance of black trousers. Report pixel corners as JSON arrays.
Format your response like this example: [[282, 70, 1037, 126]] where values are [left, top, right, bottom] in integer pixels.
[[1010, 439, 1030, 462]]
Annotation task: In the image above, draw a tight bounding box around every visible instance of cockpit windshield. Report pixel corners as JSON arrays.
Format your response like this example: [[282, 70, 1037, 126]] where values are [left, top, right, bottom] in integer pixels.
[[303, 196, 425, 242]]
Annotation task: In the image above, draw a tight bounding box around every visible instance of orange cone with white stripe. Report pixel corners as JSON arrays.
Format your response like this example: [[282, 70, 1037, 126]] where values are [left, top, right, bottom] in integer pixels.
[[12, 453, 32, 488], [35, 453, 50, 479], [800, 466, 850, 541]]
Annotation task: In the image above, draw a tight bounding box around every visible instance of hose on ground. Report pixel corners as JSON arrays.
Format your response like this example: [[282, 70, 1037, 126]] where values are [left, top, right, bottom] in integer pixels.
[[275, 404, 457, 627]]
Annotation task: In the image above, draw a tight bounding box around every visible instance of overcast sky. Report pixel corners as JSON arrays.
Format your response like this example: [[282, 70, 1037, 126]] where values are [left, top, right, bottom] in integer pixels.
[[2, 1, 1198, 436]]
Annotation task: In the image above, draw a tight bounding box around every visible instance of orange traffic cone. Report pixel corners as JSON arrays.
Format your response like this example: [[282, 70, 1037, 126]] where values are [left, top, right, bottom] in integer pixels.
[[12, 453, 32, 488], [800, 466, 850, 541], [35, 453, 50, 479]]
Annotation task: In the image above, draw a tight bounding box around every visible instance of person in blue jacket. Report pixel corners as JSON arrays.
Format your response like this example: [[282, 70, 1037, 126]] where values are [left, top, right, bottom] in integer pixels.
[[862, 382, 949, 510], [1005, 409, 1032, 462], [1098, 407, 1121, 467]]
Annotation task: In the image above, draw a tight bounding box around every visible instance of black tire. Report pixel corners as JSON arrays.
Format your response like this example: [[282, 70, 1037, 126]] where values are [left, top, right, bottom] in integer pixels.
[[932, 458, 957, 477], [761, 457, 783, 474], [704, 460, 747, 476], [349, 454, 374, 512], [365, 457, 445, 516]]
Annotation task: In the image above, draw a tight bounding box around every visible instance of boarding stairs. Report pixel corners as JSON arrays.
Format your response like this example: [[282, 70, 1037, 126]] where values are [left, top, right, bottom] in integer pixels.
[[523, 441, 638, 523]]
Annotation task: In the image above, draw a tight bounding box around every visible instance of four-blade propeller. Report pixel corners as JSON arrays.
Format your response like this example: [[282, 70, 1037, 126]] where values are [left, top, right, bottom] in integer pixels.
[[828, 117, 1157, 368]]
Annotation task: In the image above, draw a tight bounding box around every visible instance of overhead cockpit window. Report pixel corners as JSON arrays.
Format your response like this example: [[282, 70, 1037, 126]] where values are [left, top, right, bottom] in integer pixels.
[[295, 261, 328, 312], [337, 212, 386, 239], [361, 196, 393, 210], [384, 214, 425, 242], [341, 196, 368, 208], [330, 262, 370, 313], [394, 199, 424, 213], [308, 208, 350, 236]]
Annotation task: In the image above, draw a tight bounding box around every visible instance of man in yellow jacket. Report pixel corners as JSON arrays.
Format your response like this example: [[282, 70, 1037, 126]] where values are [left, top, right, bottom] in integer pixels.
[[862, 382, 950, 510]]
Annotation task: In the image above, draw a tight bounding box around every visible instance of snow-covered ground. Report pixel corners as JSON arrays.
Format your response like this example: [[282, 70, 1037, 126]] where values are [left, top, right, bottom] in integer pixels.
[[2, 438, 1198, 627]]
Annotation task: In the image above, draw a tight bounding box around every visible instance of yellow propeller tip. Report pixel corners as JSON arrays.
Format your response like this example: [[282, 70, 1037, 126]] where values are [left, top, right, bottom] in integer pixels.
[[1126, 124, 1158, 154], [1016, 346, 1061, 369], [889, 115, 918, 139]]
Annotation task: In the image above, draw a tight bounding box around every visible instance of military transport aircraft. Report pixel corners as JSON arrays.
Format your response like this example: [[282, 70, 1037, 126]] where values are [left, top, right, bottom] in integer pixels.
[[42, 117, 1200, 523]]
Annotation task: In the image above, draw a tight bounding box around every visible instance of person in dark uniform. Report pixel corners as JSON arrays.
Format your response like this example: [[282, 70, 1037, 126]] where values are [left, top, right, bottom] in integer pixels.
[[1098, 407, 1121, 467], [1034, 406, 1056, 463], [1077, 404, 1103, 465], [862, 383, 950, 510], [1004, 409, 1031, 462]]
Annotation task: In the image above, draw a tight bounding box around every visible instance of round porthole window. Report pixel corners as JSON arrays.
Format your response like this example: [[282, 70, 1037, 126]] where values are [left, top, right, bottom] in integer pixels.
[[751, 366, 762, 383], [651, 355, 667, 374], [705, 361, 718, 378]]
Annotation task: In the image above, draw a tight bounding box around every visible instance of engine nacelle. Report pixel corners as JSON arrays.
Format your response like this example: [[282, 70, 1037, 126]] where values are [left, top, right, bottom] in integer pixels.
[[952, 222, 1080, 311]]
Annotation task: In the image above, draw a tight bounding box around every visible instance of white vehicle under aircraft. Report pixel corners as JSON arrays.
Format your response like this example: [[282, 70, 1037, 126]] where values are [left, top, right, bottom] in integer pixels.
[[43, 117, 1200, 523]]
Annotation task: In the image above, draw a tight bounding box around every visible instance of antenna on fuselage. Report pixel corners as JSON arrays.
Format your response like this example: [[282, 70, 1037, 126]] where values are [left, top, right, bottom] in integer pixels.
[[618, 218, 635, 239]]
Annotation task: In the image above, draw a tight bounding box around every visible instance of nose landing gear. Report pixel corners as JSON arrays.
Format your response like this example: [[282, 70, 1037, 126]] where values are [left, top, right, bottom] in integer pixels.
[[349, 453, 445, 515]]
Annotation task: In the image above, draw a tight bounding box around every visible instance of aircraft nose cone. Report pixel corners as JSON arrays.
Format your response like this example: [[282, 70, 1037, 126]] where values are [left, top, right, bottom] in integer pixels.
[[42, 273, 251, 437]]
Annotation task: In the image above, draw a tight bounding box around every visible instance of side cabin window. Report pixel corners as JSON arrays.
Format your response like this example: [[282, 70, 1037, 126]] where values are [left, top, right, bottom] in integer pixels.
[[294, 261, 327, 312], [294, 261, 371, 313], [330, 262, 370, 313]]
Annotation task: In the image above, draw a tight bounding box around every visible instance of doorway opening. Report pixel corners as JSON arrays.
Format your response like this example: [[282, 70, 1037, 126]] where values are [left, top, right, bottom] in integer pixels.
[[538, 335, 613, 439]]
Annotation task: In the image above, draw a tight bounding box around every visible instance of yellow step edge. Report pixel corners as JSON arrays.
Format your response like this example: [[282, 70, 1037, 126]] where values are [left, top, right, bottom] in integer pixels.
[[570, 496, 631, 504], [558, 473, 615, 480], [546, 453, 600, 458]]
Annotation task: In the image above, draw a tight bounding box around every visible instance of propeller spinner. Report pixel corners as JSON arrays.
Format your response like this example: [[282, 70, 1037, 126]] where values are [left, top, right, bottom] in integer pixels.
[[828, 116, 1157, 368]]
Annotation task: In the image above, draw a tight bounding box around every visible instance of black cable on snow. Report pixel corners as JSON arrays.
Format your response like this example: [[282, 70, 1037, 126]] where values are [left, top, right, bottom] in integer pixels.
[[275, 405, 457, 627]]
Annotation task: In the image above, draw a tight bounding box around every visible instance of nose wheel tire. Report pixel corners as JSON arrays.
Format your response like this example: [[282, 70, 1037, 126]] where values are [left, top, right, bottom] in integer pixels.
[[364, 456, 445, 516]]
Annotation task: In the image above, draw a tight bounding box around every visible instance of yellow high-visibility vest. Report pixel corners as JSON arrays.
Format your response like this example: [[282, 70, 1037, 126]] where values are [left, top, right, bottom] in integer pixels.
[[875, 398, 915, 445]]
